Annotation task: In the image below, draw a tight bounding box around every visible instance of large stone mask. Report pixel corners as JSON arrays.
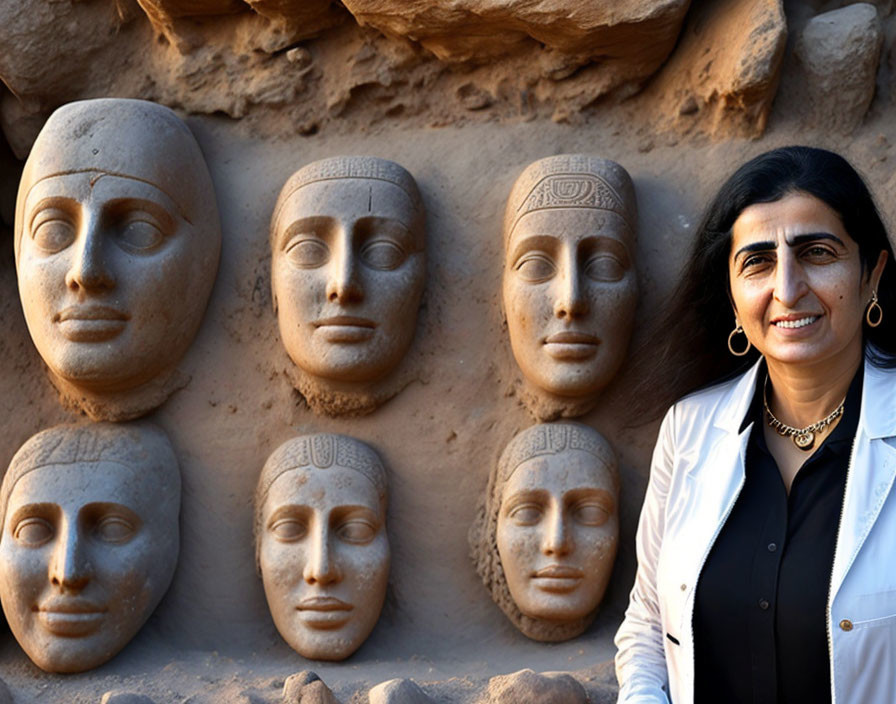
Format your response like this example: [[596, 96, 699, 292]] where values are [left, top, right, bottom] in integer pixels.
[[0, 422, 181, 673], [255, 433, 390, 660], [270, 156, 426, 416], [502, 155, 638, 420], [469, 422, 619, 642], [14, 98, 221, 421]]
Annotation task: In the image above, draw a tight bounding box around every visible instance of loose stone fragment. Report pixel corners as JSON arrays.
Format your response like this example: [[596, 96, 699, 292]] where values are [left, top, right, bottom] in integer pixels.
[[369, 678, 434, 704]]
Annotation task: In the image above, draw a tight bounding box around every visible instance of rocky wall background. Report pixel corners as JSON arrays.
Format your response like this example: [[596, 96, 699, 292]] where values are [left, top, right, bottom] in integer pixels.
[[1, 0, 896, 702]]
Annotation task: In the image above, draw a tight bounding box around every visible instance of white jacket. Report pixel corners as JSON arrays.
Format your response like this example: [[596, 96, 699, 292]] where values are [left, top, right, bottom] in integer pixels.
[[615, 357, 896, 704]]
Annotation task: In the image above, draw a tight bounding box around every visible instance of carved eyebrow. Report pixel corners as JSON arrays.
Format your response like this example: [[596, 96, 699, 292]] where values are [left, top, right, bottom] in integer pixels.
[[508, 235, 560, 262], [6, 503, 57, 532]]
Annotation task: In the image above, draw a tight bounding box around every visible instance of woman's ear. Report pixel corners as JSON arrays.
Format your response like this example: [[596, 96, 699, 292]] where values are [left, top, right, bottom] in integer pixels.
[[870, 249, 888, 291]]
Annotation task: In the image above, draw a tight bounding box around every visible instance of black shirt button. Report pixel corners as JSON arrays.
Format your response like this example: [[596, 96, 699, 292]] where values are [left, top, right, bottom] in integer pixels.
[[759, 599, 770, 610], [767, 542, 777, 552]]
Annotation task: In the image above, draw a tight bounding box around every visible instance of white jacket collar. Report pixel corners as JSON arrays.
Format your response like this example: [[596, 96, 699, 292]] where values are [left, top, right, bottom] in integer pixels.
[[712, 355, 896, 441]]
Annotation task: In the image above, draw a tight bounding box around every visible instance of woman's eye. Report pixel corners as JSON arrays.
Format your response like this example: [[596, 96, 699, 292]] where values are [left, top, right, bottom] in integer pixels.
[[94, 515, 137, 543], [117, 216, 165, 253], [803, 245, 835, 261], [269, 517, 307, 542], [572, 502, 610, 527], [13, 517, 54, 547], [336, 519, 377, 544], [361, 240, 405, 270], [285, 238, 329, 268], [515, 254, 555, 282], [742, 253, 773, 271], [508, 504, 543, 525], [32, 216, 76, 254], [585, 255, 625, 282]]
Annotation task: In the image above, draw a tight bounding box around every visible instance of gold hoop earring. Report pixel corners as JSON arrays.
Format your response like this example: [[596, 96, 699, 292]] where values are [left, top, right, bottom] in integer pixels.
[[866, 290, 883, 328], [727, 324, 751, 356]]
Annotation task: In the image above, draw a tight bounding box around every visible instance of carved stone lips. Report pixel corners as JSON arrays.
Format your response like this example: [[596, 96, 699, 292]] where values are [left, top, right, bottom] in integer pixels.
[[313, 316, 376, 343], [532, 565, 584, 593], [36, 599, 107, 636], [296, 596, 353, 612], [543, 331, 600, 360], [55, 305, 129, 342]]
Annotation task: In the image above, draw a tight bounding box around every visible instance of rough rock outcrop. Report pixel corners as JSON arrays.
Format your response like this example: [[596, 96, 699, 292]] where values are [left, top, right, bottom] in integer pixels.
[[640, 0, 787, 137], [283, 672, 340, 704], [482, 669, 588, 704], [342, 1, 691, 67], [795, 3, 882, 132]]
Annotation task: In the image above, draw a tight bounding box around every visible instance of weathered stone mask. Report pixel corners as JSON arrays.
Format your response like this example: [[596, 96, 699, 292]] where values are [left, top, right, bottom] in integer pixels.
[[255, 433, 390, 660], [469, 422, 619, 641], [14, 98, 222, 421], [502, 155, 638, 420], [0, 422, 181, 673], [270, 156, 425, 416]]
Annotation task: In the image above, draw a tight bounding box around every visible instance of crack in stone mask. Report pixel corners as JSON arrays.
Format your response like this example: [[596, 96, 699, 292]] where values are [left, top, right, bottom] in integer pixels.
[[469, 422, 619, 641], [0, 422, 181, 673], [502, 155, 638, 419], [255, 434, 390, 660], [14, 98, 222, 421], [270, 156, 426, 416]]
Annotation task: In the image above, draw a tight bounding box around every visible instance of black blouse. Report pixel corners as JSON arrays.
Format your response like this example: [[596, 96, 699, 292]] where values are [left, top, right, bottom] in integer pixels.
[[693, 366, 862, 704]]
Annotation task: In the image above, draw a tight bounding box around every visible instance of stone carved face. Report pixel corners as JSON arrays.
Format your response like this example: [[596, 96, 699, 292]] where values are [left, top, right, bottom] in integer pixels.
[[256, 435, 389, 660], [502, 156, 638, 416], [496, 447, 618, 623], [271, 157, 425, 388], [14, 98, 221, 420], [0, 423, 180, 673], [469, 422, 618, 641]]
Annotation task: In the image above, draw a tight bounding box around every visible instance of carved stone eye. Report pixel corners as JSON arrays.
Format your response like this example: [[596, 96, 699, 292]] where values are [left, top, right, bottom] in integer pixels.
[[585, 255, 625, 282], [335, 517, 377, 544], [118, 216, 166, 254], [515, 253, 556, 283], [285, 237, 329, 269], [13, 517, 54, 547], [32, 214, 77, 254], [360, 240, 405, 271], [94, 515, 137, 543], [269, 516, 308, 542]]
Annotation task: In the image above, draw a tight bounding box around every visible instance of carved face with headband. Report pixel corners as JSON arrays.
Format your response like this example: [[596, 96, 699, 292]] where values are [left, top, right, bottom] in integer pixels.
[[469, 422, 619, 641], [0, 422, 181, 673], [270, 157, 426, 395], [255, 433, 390, 660], [14, 98, 221, 421], [502, 155, 639, 417]]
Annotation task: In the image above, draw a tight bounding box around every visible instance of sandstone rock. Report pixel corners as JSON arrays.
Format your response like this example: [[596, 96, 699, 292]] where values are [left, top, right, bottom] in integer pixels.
[[643, 0, 787, 137], [0, 0, 127, 111], [482, 669, 587, 704], [795, 3, 882, 132], [283, 672, 340, 704], [369, 678, 434, 704], [100, 693, 156, 704], [340, 0, 690, 66]]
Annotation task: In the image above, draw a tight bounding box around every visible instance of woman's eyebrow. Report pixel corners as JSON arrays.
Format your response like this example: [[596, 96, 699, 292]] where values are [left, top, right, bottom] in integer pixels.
[[784, 232, 845, 247], [733, 240, 775, 260]]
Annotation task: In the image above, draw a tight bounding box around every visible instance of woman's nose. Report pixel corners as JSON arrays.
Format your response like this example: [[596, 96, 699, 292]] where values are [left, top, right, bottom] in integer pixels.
[[773, 251, 809, 307]]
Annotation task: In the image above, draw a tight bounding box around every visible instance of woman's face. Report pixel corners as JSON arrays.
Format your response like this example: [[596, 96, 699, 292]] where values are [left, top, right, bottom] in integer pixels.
[[258, 465, 389, 661], [496, 449, 618, 623], [728, 192, 886, 372]]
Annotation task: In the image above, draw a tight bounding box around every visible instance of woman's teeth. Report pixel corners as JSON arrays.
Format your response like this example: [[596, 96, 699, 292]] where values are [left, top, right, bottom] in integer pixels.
[[774, 316, 819, 329]]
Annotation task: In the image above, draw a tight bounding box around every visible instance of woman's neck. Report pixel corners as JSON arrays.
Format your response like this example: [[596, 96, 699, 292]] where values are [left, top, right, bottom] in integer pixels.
[[765, 349, 861, 429]]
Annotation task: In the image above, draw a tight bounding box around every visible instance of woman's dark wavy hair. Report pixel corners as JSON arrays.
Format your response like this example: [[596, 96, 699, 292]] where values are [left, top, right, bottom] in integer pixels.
[[630, 145, 896, 422]]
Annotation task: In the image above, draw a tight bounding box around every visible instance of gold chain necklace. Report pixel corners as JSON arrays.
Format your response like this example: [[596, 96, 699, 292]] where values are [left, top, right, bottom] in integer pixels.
[[762, 377, 846, 451]]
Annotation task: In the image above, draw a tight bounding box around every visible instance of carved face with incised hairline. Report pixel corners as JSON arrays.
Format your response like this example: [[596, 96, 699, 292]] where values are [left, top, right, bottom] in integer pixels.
[[256, 434, 389, 660], [503, 155, 638, 419], [270, 157, 425, 415]]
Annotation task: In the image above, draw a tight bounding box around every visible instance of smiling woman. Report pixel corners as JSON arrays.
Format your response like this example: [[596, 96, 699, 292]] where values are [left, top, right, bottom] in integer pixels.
[[615, 147, 896, 704]]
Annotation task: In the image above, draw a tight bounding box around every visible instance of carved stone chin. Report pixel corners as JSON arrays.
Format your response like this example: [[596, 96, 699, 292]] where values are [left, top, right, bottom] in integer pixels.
[[469, 422, 619, 642], [14, 98, 221, 421], [270, 156, 426, 417], [502, 154, 639, 420]]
